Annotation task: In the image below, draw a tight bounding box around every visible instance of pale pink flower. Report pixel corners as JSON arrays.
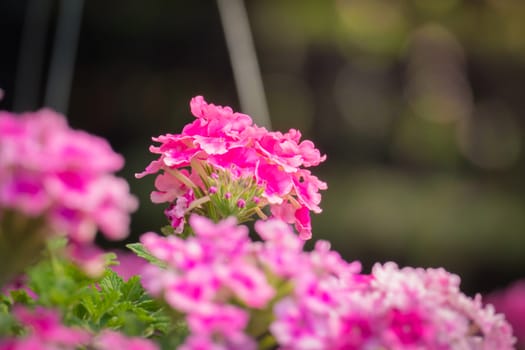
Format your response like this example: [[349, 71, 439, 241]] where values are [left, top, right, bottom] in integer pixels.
[[67, 243, 108, 277], [94, 330, 158, 350]]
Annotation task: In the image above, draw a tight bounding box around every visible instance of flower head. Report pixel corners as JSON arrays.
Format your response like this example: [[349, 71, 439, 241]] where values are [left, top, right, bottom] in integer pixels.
[[140, 216, 313, 348], [271, 261, 516, 349], [137, 96, 326, 238], [0, 109, 137, 281]]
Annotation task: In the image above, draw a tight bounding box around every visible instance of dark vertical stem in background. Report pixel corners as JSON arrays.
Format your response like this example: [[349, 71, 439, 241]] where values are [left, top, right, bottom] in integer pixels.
[[44, 0, 84, 114], [217, 0, 271, 129], [13, 0, 52, 111]]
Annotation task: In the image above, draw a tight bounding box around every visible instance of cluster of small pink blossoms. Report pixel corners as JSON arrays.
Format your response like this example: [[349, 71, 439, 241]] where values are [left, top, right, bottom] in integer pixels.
[[140, 215, 277, 349], [140, 216, 515, 349], [273, 262, 515, 349], [140, 215, 353, 349], [0, 109, 137, 277], [137, 96, 326, 239], [0, 306, 158, 350]]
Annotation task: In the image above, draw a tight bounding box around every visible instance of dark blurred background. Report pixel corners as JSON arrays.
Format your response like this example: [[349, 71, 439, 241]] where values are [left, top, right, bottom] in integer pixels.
[[1, 0, 524, 295]]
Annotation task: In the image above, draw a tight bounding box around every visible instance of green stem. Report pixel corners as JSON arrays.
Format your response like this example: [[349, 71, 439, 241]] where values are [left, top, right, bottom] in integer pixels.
[[186, 196, 210, 213], [254, 207, 268, 220], [0, 211, 47, 289], [165, 168, 197, 190], [258, 333, 277, 350]]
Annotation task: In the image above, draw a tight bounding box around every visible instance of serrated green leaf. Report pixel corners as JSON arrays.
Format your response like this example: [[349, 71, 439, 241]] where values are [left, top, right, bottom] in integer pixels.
[[99, 270, 123, 293], [120, 276, 143, 301], [10, 241, 177, 341], [104, 252, 118, 267]]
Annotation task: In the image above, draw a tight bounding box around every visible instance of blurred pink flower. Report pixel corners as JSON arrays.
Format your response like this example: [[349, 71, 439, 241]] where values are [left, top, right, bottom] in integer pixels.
[[272, 261, 516, 349], [0, 306, 91, 349], [140, 215, 281, 348], [0, 109, 138, 279], [1, 275, 37, 300], [139, 215, 515, 349], [94, 330, 158, 350], [0, 307, 158, 350], [0, 109, 137, 240], [110, 250, 148, 281], [486, 279, 525, 348]]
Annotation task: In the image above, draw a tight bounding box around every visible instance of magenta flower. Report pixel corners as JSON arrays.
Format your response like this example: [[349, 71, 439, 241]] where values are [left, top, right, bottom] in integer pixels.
[[140, 216, 276, 310], [0, 109, 137, 283], [137, 96, 326, 239], [0, 306, 91, 349], [486, 280, 525, 348]]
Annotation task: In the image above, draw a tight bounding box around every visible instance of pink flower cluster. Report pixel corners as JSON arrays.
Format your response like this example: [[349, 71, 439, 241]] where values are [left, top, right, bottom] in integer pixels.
[[0, 306, 158, 350], [140, 216, 515, 350], [274, 261, 515, 349], [0, 109, 137, 270], [137, 96, 326, 239], [140, 215, 274, 349]]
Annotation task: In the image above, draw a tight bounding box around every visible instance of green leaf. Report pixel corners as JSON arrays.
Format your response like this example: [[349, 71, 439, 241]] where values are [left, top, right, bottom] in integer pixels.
[[126, 243, 167, 268], [99, 270, 123, 293], [157, 320, 189, 349], [3, 239, 184, 343], [17, 246, 171, 338]]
